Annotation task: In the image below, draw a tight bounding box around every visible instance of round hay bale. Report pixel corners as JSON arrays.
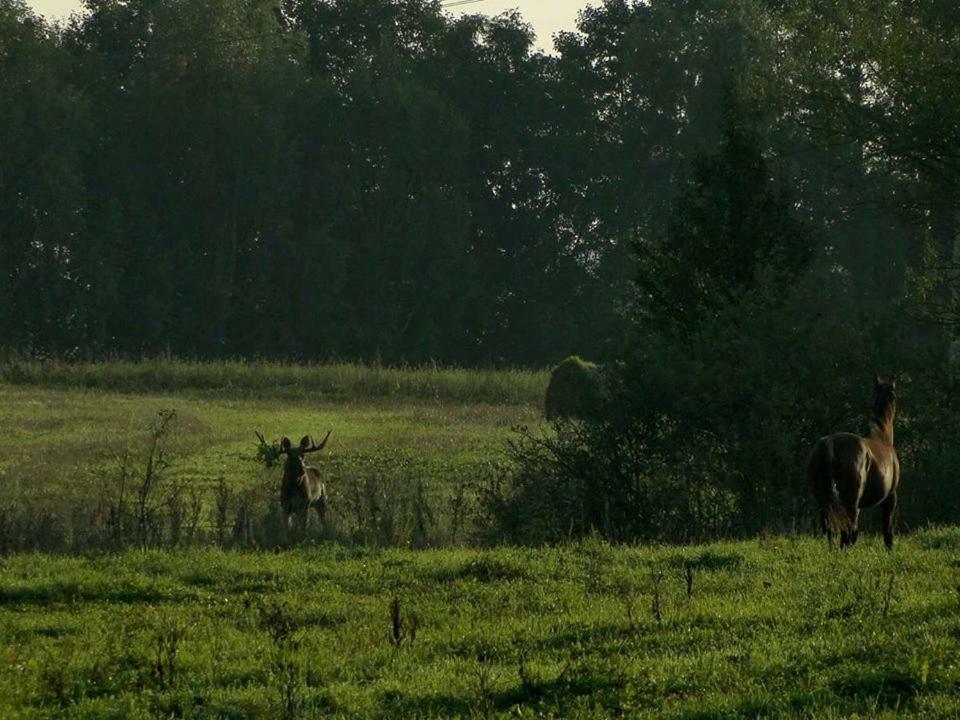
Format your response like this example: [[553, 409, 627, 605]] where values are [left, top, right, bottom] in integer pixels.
[[544, 356, 604, 421]]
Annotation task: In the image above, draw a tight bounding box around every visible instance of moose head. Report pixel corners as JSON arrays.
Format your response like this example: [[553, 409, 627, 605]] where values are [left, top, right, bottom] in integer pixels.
[[278, 432, 331, 482], [255, 430, 333, 528]]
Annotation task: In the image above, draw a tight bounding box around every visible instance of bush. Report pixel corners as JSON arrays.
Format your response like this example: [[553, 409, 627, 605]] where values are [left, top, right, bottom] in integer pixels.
[[494, 264, 960, 544], [543, 356, 605, 421], [485, 420, 738, 544]]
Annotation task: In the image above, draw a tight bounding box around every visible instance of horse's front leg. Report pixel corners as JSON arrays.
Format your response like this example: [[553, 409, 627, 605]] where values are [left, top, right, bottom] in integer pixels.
[[881, 492, 897, 551]]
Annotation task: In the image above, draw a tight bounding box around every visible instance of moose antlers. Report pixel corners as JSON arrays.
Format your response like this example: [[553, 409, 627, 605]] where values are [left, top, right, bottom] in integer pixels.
[[299, 430, 332, 454], [254, 430, 332, 467], [254, 430, 283, 467]]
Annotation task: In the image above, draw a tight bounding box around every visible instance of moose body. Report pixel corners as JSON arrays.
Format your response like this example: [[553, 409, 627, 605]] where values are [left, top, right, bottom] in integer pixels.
[[807, 378, 900, 550], [278, 432, 331, 529]]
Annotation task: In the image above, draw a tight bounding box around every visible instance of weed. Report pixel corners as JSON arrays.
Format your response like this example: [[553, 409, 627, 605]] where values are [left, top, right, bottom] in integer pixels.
[[650, 571, 664, 626], [150, 615, 184, 691], [136, 410, 176, 549], [389, 595, 419, 649], [215, 477, 231, 547], [882, 573, 896, 619]]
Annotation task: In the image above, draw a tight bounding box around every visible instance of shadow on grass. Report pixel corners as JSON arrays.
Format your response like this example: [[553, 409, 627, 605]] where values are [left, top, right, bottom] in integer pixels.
[[665, 551, 744, 572], [429, 555, 532, 584], [830, 669, 921, 710], [0, 583, 182, 606], [530, 613, 781, 658], [672, 670, 924, 719], [378, 665, 633, 718]]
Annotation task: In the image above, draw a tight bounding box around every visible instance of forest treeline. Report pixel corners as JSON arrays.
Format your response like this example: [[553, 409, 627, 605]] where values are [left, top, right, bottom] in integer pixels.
[[3, 0, 960, 372]]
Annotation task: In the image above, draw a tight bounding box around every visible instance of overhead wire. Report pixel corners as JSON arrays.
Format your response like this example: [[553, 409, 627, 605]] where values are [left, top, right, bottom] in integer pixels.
[[440, 0, 491, 8]]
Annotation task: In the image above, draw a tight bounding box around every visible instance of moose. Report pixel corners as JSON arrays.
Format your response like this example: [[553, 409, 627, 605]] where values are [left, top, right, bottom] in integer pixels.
[[807, 377, 900, 550], [257, 430, 332, 529]]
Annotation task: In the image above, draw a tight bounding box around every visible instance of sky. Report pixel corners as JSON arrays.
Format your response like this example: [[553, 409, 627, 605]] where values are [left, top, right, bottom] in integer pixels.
[[26, 0, 586, 52]]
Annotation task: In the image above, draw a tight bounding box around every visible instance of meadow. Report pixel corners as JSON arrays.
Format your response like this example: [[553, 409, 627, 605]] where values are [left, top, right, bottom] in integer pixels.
[[1, 362, 959, 718], [0, 361, 547, 551], [2, 533, 959, 718]]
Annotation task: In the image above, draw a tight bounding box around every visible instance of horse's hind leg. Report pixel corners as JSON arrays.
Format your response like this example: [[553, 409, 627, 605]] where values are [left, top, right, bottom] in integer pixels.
[[821, 510, 835, 549], [840, 511, 860, 549], [836, 471, 862, 550], [881, 492, 897, 551]]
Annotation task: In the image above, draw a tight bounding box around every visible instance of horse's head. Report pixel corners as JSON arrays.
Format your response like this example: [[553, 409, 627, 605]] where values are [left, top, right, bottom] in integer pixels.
[[873, 375, 896, 420]]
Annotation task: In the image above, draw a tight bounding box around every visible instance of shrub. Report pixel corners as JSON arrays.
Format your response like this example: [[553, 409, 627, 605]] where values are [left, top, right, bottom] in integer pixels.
[[496, 263, 960, 544], [544, 356, 605, 421]]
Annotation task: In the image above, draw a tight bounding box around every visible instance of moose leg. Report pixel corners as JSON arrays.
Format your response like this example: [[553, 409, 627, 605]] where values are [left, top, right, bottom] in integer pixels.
[[881, 492, 897, 551], [314, 499, 326, 525], [298, 508, 309, 533]]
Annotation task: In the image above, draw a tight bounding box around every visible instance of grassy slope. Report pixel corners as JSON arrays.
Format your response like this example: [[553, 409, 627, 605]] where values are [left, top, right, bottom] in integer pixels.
[[1, 531, 959, 718]]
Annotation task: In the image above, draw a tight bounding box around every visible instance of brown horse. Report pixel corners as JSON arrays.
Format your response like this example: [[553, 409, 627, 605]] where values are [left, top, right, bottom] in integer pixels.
[[807, 377, 900, 550], [279, 432, 332, 529]]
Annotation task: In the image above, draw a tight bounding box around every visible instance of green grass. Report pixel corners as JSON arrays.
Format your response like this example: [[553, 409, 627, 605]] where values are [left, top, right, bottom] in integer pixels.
[[1, 531, 958, 718]]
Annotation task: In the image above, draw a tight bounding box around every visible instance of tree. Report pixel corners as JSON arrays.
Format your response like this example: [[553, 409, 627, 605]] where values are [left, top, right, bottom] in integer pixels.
[[635, 102, 813, 333], [0, 1, 86, 354]]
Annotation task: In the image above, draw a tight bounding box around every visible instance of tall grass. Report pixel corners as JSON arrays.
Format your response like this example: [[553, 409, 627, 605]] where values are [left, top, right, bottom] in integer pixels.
[[0, 359, 548, 405]]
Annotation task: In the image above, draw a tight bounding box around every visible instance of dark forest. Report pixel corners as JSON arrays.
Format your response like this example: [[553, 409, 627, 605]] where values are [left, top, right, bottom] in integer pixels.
[[4, 0, 958, 367]]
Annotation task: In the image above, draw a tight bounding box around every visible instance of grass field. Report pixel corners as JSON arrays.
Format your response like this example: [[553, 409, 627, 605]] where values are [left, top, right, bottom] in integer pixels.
[[0, 362, 547, 550], [1, 531, 959, 718], [2, 362, 958, 718]]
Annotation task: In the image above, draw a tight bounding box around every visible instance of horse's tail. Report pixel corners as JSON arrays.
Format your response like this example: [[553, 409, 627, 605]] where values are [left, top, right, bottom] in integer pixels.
[[809, 437, 854, 534]]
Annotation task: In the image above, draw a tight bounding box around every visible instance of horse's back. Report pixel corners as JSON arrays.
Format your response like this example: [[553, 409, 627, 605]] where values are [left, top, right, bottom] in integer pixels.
[[809, 432, 865, 470]]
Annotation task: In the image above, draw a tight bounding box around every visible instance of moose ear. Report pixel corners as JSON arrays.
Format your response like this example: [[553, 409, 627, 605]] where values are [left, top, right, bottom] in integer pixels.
[[875, 374, 882, 387], [890, 378, 896, 390], [281, 437, 291, 451], [299, 435, 310, 449]]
